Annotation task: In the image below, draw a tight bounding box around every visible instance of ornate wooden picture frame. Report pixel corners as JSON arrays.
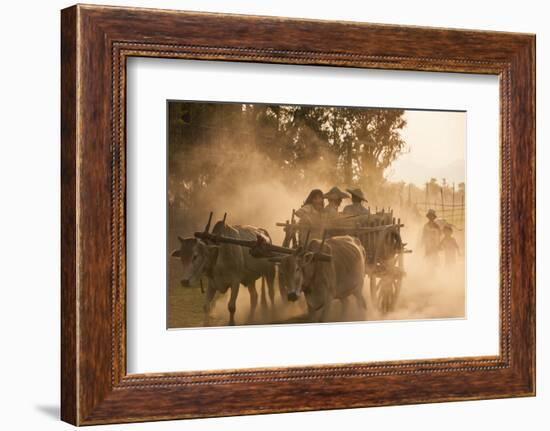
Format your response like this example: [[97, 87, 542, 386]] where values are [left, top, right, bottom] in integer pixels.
[[61, 4, 535, 425]]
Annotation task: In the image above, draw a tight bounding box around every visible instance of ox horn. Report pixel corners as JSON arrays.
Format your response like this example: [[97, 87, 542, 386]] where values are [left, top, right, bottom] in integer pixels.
[[222, 212, 227, 225], [318, 229, 328, 254], [204, 211, 213, 233]]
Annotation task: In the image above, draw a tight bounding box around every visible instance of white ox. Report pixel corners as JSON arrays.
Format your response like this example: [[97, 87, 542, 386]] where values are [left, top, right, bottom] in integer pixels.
[[172, 220, 276, 325], [278, 235, 367, 322]]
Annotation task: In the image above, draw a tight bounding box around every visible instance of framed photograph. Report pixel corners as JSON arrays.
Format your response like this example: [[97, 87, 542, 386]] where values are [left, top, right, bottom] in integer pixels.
[[61, 4, 535, 425]]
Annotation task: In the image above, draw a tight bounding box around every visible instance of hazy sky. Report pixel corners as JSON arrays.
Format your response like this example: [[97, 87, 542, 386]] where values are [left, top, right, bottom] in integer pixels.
[[386, 110, 466, 186]]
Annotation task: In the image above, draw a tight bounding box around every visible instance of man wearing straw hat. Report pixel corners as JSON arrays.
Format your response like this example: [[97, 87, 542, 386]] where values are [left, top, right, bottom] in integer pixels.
[[343, 187, 369, 217], [421, 208, 442, 266], [323, 186, 349, 218]]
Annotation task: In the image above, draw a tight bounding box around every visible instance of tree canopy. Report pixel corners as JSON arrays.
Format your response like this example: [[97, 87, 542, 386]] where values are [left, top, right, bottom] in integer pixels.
[[168, 102, 408, 196]]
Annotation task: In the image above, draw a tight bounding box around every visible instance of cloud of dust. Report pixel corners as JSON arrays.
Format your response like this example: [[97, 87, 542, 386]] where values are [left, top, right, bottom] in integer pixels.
[[171, 138, 336, 244], [372, 217, 466, 322]]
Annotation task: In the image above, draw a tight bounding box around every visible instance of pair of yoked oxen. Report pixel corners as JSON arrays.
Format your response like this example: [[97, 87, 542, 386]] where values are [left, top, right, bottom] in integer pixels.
[[172, 216, 367, 326]]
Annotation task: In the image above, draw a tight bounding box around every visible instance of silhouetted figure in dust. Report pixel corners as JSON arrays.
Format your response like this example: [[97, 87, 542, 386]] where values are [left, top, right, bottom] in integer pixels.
[[421, 209, 441, 268], [439, 225, 460, 268]]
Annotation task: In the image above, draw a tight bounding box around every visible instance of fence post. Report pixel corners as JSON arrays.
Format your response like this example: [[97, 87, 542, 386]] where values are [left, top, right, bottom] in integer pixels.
[[452, 183, 455, 225], [440, 188, 444, 219]]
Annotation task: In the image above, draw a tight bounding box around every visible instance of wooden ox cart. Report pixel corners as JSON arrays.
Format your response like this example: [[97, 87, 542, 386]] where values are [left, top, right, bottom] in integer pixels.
[[276, 208, 411, 313]]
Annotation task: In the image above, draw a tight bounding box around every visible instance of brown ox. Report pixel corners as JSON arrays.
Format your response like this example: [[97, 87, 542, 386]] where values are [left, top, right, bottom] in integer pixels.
[[277, 235, 367, 322]]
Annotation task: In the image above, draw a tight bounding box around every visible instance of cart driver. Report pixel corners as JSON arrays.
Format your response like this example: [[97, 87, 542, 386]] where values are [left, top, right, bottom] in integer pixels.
[[343, 188, 369, 217], [323, 186, 349, 219]]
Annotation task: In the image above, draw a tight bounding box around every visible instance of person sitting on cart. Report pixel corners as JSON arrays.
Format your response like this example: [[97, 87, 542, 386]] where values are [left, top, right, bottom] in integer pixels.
[[295, 189, 324, 220], [323, 186, 349, 219], [343, 188, 369, 217], [294, 188, 325, 243]]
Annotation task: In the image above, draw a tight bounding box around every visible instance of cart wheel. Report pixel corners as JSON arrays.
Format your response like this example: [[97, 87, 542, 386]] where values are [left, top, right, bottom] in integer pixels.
[[375, 274, 401, 313], [369, 257, 404, 314], [369, 272, 377, 302]]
